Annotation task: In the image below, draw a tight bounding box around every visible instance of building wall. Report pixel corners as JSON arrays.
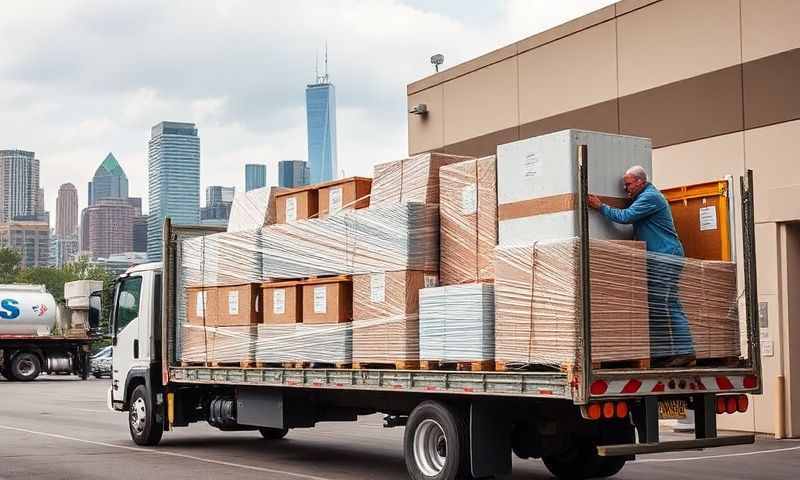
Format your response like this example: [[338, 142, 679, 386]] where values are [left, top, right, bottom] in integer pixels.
[[0, 150, 40, 223], [407, 0, 800, 436], [87, 199, 135, 259], [147, 121, 200, 260], [55, 182, 79, 238], [0, 221, 50, 268]]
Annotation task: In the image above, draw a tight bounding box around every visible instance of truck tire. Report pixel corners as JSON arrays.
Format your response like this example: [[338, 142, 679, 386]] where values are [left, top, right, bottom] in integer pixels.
[[542, 439, 626, 479], [258, 427, 289, 440], [404, 401, 470, 480], [128, 384, 164, 446], [10, 352, 41, 381]]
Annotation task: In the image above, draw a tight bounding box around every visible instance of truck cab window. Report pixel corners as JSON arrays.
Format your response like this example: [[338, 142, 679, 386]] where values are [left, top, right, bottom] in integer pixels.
[[115, 277, 142, 335]]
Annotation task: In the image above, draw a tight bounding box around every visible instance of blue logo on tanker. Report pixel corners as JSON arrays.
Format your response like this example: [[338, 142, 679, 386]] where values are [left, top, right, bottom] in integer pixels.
[[0, 298, 20, 320]]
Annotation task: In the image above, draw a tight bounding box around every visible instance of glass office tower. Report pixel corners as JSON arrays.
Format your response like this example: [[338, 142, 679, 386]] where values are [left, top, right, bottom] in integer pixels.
[[278, 160, 311, 188], [245, 164, 267, 191], [305, 82, 338, 184]]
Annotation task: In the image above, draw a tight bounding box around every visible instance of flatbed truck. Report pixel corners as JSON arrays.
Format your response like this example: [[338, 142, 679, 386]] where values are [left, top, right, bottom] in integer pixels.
[[105, 167, 763, 479]]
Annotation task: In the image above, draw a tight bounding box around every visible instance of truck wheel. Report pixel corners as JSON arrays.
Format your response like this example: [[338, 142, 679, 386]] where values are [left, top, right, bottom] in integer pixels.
[[128, 385, 164, 446], [542, 440, 626, 479], [404, 401, 469, 480], [10, 352, 41, 381], [258, 427, 289, 440]]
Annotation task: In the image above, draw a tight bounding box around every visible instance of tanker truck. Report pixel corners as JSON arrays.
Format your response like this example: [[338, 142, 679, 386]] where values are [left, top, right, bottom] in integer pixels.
[[0, 283, 101, 381]]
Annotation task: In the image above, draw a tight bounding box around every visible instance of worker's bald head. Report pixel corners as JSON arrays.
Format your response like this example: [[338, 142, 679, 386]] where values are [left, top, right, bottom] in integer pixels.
[[622, 166, 648, 198]]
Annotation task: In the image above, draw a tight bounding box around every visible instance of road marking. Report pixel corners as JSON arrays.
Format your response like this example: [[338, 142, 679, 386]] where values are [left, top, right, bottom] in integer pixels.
[[0, 424, 334, 480], [634, 444, 800, 463]]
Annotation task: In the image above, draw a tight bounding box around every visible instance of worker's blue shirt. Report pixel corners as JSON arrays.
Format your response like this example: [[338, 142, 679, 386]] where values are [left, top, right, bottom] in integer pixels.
[[599, 183, 684, 256]]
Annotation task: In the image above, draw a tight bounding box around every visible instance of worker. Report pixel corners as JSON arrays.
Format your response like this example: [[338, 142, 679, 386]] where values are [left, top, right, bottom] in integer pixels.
[[587, 166, 695, 368]]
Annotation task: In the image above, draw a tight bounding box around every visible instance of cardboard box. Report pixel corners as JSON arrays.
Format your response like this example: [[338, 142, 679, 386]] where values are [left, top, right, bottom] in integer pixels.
[[180, 324, 255, 364], [228, 186, 288, 232], [439, 156, 497, 285], [186, 284, 261, 326], [317, 177, 372, 218], [370, 152, 471, 206], [496, 130, 652, 245], [276, 187, 318, 223], [301, 276, 353, 324], [352, 270, 437, 363], [261, 280, 303, 324], [494, 239, 650, 366]]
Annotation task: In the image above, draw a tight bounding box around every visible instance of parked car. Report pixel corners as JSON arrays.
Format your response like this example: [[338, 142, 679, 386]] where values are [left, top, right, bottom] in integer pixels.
[[90, 346, 112, 379]]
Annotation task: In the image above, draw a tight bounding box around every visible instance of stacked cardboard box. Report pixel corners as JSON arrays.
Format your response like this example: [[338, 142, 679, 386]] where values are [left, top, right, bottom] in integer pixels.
[[494, 239, 650, 366], [227, 186, 287, 232], [301, 276, 352, 324], [496, 129, 652, 245], [182, 231, 264, 286], [439, 156, 497, 285], [419, 283, 495, 363], [317, 177, 372, 218], [351, 271, 437, 364], [680, 260, 740, 359], [370, 153, 472, 206], [276, 185, 319, 223], [255, 323, 351, 365], [261, 280, 303, 324]]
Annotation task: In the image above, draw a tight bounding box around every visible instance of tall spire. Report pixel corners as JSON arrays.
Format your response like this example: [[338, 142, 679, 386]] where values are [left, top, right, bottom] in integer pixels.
[[315, 42, 329, 84]]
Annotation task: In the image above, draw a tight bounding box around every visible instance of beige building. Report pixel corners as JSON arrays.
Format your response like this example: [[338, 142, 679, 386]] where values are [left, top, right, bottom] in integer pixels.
[[0, 220, 50, 268], [407, 0, 800, 436]]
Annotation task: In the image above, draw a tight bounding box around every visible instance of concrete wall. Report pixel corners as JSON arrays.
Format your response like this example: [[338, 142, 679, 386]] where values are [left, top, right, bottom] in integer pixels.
[[407, 0, 800, 436]]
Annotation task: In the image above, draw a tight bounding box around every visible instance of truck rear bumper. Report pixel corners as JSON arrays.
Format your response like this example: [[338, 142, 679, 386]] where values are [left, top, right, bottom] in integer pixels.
[[597, 434, 755, 456]]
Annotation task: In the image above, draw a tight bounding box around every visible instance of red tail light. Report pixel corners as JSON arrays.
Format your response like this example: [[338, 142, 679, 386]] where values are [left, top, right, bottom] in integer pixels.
[[737, 395, 749, 413], [615, 401, 629, 419], [725, 396, 737, 414], [590, 380, 608, 395], [587, 403, 602, 420], [602, 401, 615, 419], [716, 397, 726, 414]]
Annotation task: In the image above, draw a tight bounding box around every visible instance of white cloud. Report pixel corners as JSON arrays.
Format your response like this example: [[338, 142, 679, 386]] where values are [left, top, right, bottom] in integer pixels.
[[0, 0, 615, 216]]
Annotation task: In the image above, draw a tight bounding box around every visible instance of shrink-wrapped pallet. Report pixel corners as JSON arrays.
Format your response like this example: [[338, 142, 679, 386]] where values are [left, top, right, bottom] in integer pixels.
[[254, 323, 352, 365], [419, 283, 495, 363], [370, 152, 472, 206], [186, 284, 261, 327], [497, 129, 652, 245], [439, 156, 497, 285], [182, 230, 264, 286], [180, 324, 255, 365], [494, 239, 650, 366], [227, 186, 286, 232], [351, 271, 437, 364]]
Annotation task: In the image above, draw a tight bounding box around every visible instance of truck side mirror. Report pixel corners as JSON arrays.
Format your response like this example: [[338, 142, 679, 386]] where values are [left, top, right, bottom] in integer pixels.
[[89, 291, 102, 337]]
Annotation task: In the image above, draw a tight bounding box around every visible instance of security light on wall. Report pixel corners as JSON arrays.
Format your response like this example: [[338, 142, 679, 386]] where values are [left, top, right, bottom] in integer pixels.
[[409, 104, 428, 115], [431, 54, 444, 72]]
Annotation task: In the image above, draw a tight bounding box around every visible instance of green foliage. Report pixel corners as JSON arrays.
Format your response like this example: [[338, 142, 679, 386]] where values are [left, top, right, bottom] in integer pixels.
[[0, 247, 22, 283]]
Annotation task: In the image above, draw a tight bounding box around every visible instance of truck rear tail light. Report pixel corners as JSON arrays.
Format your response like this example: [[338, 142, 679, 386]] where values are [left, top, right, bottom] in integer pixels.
[[587, 403, 602, 420], [725, 396, 737, 414], [590, 380, 609, 395], [716, 397, 726, 414], [736, 395, 749, 413], [602, 401, 615, 419], [615, 401, 629, 419], [743, 375, 757, 389]]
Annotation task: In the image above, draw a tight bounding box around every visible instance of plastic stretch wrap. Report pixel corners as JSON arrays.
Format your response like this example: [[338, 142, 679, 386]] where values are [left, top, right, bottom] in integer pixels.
[[439, 156, 497, 285], [420, 283, 495, 362], [182, 231, 264, 286], [180, 325, 255, 365], [370, 152, 472, 206], [255, 324, 352, 364], [227, 186, 286, 232], [351, 271, 437, 363], [494, 238, 740, 367]]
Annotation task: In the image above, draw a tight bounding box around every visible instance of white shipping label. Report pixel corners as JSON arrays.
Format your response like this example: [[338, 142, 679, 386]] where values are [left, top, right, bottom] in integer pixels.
[[370, 273, 385, 303], [313, 286, 327, 314], [273, 289, 285, 314], [195, 291, 206, 317], [761, 340, 774, 357], [523, 153, 541, 178], [461, 184, 477, 215], [329, 187, 343, 213], [699, 206, 717, 231], [227, 291, 239, 315], [286, 197, 297, 222], [424, 275, 438, 288]]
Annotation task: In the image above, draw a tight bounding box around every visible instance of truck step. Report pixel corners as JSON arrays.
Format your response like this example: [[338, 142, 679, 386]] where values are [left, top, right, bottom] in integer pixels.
[[419, 360, 495, 372]]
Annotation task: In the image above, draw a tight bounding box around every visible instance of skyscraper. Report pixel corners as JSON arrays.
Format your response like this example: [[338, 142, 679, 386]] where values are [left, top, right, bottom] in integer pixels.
[[86, 199, 135, 258], [0, 149, 40, 222], [88, 153, 128, 205], [245, 164, 267, 192], [278, 160, 311, 188], [200, 186, 235, 226], [55, 183, 79, 239], [305, 52, 338, 184], [147, 121, 200, 260], [132, 215, 148, 253]]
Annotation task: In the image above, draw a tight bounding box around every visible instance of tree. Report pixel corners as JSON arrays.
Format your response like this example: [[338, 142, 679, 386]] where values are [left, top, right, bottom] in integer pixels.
[[0, 247, 22, 283]]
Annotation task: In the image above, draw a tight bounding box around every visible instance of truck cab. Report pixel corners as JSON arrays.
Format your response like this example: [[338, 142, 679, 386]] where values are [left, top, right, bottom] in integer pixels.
[[108, 263, 162, 418]]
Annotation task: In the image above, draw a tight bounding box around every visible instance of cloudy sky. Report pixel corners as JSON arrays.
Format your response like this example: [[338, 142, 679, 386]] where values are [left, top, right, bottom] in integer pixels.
[[0, 0, 614, 215]]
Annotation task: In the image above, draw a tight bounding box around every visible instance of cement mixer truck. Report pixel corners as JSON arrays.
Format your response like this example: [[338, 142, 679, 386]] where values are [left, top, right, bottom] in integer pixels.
[[0, 283, 101, 381]]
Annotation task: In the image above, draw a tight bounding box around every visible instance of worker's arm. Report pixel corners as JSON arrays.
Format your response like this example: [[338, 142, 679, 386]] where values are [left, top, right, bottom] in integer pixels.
[[600, 191, 663, 224]]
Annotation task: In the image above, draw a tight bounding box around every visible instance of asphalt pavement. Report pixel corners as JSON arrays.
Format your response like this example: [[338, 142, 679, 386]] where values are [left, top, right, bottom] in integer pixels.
[[1, 376, 798, 480]]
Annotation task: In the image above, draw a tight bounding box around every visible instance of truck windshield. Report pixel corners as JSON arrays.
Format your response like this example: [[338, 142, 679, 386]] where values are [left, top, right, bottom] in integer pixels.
[[115, 277, 142, 335]]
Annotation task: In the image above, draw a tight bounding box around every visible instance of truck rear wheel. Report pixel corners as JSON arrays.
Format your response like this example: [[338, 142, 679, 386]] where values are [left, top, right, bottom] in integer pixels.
[[404, 401, 470, 480], [128, 385, 164, 446], [258, 427, 289, 440], [10, 352, 41, 381]]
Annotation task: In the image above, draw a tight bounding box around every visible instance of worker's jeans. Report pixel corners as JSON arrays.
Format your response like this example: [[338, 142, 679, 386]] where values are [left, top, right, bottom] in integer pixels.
[[647, 254, 695, 358]]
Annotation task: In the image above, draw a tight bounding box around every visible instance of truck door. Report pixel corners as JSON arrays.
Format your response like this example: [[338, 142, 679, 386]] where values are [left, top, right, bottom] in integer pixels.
[[111, 275, 144, 404]]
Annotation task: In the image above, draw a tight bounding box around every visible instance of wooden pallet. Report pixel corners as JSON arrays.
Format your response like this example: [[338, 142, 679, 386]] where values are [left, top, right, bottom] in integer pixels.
[[493, 358, 651, 372], [493, 361, 561, 373], [695, 356, 741, 368], [352, 360, 420, 370], [210, 361, 256, 368], [419, 360, 495, 372], [590, 358, 651, 370], [255, 361, 352, 369]]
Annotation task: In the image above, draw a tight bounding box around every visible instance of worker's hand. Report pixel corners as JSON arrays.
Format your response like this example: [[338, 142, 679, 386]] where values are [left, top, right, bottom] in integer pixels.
[[586, 194, 603, 210]]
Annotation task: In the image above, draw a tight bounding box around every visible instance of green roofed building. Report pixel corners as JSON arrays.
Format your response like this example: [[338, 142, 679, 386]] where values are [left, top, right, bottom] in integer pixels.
[[88, 152, 128, 205]]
